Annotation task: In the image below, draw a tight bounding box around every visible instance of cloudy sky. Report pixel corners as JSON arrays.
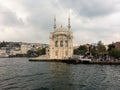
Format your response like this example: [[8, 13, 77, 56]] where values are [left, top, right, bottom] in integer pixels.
[[0, 0, 120, 45]]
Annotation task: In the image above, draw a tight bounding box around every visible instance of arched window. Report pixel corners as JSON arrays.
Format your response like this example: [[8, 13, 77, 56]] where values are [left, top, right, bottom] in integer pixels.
[[55, 41, 58, 47], [65, 40, 68, 47], [60, 41, 63, 47]]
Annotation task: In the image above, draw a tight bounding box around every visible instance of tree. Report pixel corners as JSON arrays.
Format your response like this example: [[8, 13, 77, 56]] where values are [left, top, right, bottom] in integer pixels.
[[74, 45, 88, 55], [91, 46, 97, 57], [73, 49, 79, 55], [108, 44, 115, 51], [27, 50, 38, 57], [108, 49, 120, 59], [36, 48, 46, 55], [0, 41, 8, 48], [107, 43, 120, 59], [27, 48, 46, 57], [96, 44, 107, 55]]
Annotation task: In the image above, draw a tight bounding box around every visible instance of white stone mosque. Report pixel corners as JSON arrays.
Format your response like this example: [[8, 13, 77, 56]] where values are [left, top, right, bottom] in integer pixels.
[[46, 16, 73, 59]]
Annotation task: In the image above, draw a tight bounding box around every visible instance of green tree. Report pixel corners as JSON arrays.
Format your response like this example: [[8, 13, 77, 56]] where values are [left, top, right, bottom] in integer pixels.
[[96, 44, 107, 55], [27, 50, 38, 57], [0, 41, 8, 48], [36, 48, 46, 55], [108, 44, 115, 51], [73, 49, 79, 55], [74, 45, 88, 55], [108, 49, 120, 59], [91, 46, 97, 57]]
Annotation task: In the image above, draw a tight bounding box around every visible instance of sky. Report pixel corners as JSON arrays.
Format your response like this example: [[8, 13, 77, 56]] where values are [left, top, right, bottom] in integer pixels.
[[0, 0, 120, 45]]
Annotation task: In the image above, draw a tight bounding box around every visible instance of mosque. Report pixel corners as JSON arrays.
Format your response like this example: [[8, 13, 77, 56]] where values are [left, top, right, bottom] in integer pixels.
[[46, 16, 73, 59]]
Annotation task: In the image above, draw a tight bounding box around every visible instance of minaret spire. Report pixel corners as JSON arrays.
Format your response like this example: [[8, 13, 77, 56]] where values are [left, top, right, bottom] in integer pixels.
[[68, 15, 71, 30], [54, 16, 56, 31]]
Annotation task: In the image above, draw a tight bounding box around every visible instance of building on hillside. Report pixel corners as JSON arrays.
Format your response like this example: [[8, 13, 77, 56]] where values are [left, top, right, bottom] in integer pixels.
[[10, 49, 21, 55], [9, 43, 31, 55], [0, 49, 7, 57], [20, 44, 31, 54], [48, 16, 73, 59]]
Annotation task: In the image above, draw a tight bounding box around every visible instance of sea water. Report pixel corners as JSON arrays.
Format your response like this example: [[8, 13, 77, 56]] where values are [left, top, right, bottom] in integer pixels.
[[0, 58, 120, 90]]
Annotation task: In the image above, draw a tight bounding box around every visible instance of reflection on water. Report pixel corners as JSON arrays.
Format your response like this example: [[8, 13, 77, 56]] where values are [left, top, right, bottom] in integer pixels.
[[49, 62, 72, 90], [0, 58, 120, 90]]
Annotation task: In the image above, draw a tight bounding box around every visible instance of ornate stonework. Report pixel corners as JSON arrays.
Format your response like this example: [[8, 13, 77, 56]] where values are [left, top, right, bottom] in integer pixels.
[[49, 16, 73, 59]]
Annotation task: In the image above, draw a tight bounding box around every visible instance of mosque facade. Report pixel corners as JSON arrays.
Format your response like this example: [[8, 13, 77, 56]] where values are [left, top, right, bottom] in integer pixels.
[[47, 16, 73, 59]]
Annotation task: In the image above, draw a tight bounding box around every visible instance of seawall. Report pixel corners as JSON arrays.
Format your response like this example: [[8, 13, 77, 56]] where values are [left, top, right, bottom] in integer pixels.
[[29, 58, 120, 65]]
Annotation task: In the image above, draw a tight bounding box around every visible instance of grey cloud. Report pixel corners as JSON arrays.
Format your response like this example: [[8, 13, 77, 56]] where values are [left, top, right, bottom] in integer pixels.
[[19, 0, 56, 31], [0, 5, 24, 27], [59, 0, 117, 18]]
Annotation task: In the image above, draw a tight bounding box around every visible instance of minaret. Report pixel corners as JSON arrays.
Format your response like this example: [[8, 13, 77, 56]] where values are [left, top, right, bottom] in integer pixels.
[[68, 16, 71, 30], [54, 16, 56, 31]]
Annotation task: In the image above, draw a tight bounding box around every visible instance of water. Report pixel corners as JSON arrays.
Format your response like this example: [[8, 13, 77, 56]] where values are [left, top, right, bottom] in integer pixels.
[[0, 58, 120, 90]]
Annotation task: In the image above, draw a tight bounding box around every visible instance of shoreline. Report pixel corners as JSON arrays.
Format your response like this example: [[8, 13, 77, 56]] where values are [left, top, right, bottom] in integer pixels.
[[29, 58, 120, 65]]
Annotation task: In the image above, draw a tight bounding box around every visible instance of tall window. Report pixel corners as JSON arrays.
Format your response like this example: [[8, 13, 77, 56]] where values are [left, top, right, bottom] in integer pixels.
[[60, 41, 63, 47], [65, 51, 68, 56], [65, 40, 68, 47], [55, 41, 58, 47], [55, 50, 58, 56]]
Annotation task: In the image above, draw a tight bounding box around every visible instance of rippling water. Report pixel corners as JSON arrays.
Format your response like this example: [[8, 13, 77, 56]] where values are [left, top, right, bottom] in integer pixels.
[[0, 58, 120, 90]]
